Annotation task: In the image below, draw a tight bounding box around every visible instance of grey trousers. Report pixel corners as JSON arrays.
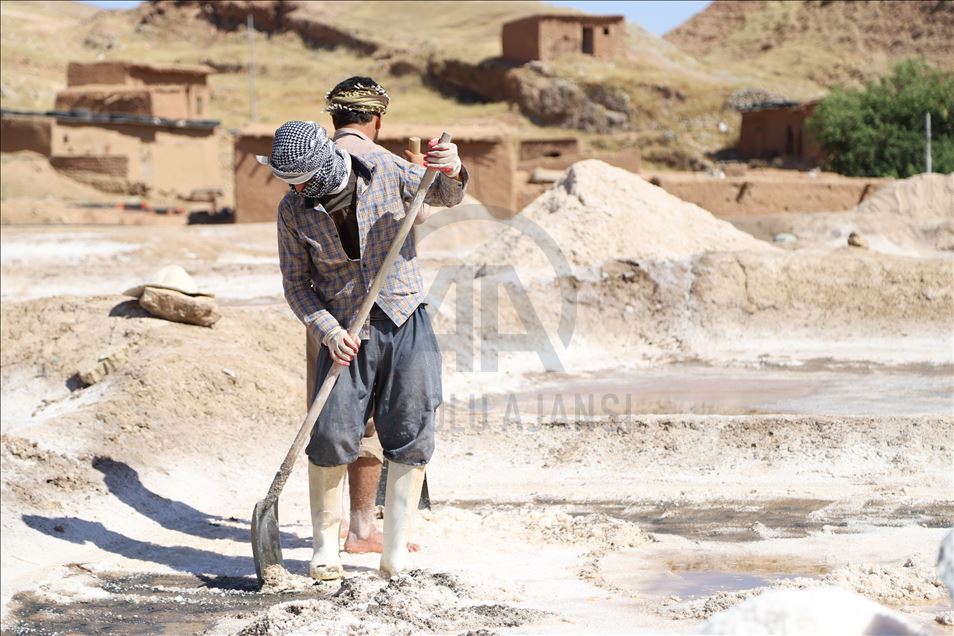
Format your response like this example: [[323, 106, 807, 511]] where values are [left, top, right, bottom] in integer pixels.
[[305, 304, 442, 467], [306, 333, 384, 463]]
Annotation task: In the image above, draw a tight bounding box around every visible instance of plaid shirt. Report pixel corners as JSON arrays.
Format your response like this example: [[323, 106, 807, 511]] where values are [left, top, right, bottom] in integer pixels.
[[277, 145, 467, 342]]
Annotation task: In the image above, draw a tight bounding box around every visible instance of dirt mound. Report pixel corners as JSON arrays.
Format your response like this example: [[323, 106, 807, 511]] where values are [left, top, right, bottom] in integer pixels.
[[855, 173, 954, 220], [482, 243, 954, 375], [0, 295, 304, 492], [0, 152, 148, 225], [793, 557, 948, 606], [730, 173, 954, 256], [237, 570, 544, 635], [0, 151, 112, 202], [479, 160, 772, 275]]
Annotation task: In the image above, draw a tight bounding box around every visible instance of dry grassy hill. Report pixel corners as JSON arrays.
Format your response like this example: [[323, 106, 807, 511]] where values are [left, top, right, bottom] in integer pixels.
[[0, 0, 747, 169], [666, 0, 954, 98]]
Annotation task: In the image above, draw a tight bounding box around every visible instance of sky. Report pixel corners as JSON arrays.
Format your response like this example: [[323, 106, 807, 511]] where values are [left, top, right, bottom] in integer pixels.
[[548, 1, 712, 35], [79, 1, 712, 36]]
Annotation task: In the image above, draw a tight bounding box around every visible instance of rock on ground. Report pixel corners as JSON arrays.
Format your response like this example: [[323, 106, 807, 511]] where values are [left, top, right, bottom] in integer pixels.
[[139, 286, 221, 327], [77, 346, 128, 386]]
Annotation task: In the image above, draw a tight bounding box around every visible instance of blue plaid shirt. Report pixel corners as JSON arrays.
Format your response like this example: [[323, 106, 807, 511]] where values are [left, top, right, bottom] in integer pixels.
[[277, 149, 467, 342]]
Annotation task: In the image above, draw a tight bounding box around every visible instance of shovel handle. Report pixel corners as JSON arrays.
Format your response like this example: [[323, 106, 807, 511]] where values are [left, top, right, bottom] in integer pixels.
[[261, 132, 452, 507]]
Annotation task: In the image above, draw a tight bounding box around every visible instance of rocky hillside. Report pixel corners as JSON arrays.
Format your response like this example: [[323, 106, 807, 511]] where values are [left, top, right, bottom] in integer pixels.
[[666, 0, 954, 97]]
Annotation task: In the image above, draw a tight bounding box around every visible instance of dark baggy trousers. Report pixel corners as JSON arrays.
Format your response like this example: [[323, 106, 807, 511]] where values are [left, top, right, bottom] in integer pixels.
[[305, 304, 442, 467]]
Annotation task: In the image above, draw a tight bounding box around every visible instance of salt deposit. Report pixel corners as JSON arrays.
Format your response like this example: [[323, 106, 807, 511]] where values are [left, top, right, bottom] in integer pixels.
[[480, 160, 773, 276], [259, 565, 315, 594], [236, 570, 544, 634], [1, 182, 951, 634], [698, 586, 925, 635]]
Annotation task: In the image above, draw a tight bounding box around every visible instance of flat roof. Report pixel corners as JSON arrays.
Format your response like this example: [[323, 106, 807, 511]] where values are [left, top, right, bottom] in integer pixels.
[[503, 14, 625, 27], [0, 108, 219, 130], [68, 61, 215, 77], [738, 99, 820, 113]]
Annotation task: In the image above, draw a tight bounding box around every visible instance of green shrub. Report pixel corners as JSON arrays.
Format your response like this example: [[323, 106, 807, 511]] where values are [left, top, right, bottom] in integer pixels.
[[807, 58, 954, 177]]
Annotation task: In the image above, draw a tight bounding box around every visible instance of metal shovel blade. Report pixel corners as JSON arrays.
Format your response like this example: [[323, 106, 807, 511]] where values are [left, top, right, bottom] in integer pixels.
[[251, 498, 283, 584]]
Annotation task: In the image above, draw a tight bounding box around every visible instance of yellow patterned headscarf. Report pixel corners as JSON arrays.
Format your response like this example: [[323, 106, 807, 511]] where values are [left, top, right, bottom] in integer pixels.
[[324, 81, 390, 115]]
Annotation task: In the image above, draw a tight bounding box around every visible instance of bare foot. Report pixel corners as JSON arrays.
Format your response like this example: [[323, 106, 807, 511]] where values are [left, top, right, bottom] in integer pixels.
[[344, 527, 420, 554]]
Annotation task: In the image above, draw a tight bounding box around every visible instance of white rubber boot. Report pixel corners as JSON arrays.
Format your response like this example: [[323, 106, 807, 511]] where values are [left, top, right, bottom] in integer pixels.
[[308, 462, 346, 580], [379, 462, 426, 577]]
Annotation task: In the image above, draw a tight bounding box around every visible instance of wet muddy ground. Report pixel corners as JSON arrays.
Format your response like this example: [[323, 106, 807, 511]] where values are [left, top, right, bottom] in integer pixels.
[[496, 364, 954, 418], [7, 571, 310, 635], [454, 498, 954, 543]]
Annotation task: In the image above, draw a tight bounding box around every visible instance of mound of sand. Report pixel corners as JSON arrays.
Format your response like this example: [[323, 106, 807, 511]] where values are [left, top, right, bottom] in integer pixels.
[[855, 173, 954, 220], [0, 151, 110, 202], [479, 160, 773, 275]]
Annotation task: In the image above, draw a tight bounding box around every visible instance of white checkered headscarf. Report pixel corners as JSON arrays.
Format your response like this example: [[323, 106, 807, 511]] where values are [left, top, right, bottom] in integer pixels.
[[256, 121, 350, 198]]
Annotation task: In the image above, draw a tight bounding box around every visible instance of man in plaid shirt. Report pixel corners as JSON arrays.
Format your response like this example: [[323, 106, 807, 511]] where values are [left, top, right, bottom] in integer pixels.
[[262, 84, 466, 579]]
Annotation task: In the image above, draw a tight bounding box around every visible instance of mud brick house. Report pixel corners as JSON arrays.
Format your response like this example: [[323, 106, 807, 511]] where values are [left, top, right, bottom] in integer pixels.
[[737, 99, 822, 165], [56, 61, 213, 120], [48, 110, 219, 197], [0, 61, 223, 199], [233, 126, 517, 223], [501, 14, 625, 63]]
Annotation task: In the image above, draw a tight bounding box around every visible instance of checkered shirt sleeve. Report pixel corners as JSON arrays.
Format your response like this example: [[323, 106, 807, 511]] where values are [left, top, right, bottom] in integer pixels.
[[276, 201, 341, 343], [399, 160, 468, 215]]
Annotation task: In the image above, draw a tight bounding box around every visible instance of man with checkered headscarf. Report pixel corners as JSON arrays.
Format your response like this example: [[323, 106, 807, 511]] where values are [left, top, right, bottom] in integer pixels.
[[265, 84, 467, 580]]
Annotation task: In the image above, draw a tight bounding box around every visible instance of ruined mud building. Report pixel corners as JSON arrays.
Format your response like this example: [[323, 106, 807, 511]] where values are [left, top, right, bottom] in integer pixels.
[[737, 99, 822, 165], [1, 61, 220, 199]]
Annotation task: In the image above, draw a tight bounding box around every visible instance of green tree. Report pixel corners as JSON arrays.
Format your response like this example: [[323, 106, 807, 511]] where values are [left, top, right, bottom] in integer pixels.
[[807, 58, 954, 177]]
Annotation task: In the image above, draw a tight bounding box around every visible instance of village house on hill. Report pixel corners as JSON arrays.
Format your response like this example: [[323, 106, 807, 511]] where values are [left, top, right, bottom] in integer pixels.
[[501, 14, 625, 63]]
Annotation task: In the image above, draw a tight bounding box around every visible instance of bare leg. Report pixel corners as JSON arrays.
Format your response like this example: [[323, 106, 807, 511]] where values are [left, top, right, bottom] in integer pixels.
[[343, 458, 421, 554]]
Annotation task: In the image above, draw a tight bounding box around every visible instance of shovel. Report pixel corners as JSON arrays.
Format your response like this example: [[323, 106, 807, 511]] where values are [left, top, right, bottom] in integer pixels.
[[251, 132, 452, 584]]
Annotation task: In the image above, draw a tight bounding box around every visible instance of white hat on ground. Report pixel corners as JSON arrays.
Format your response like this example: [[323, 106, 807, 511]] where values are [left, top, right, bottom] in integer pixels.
[[123, 265, 214, 298]]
